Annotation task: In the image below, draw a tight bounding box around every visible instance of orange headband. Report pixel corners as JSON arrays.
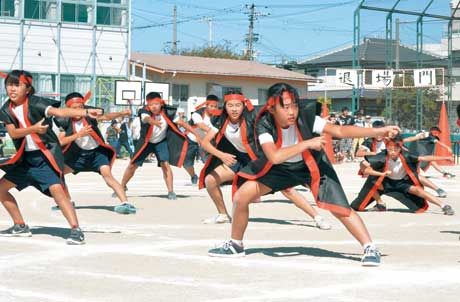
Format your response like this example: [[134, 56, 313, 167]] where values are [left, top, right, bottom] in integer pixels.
[[266, 91, 295, 108], [386, 141, 403, 148], [66, 91, 91, 107], [146, 97, 166, 106], [223, 94, 254, 111], [0, 71, 33, 86], [195, 99, 219, 110]]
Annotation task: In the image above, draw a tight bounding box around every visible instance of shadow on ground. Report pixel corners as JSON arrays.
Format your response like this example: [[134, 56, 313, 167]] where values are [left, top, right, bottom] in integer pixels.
[[245, 246, 373, 262]]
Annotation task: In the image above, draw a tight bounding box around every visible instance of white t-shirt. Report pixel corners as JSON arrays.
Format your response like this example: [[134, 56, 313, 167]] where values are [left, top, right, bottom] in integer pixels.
[[258, 116, 327, 163], [141, 113, 168, 144], [12, 104, 51, 151], [74, 119, 99, 150], [387, 157, 407, 180], [210, 122, 247, 153], [361, 140, 386, 153], [188, 112, 212, 142]]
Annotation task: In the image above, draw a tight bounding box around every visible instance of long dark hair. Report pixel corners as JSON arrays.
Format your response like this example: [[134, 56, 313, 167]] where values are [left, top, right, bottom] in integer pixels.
[[4, 70, 35, 96]]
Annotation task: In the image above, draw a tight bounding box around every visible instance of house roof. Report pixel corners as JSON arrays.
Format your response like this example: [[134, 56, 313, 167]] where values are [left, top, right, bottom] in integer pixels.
[[299, 38, 446, 66], [131, 52, 316, 82]]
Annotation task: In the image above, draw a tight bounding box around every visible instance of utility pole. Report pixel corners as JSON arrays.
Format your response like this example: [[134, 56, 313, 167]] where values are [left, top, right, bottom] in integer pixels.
[[247, 4, 255, 60], [173, 4, 177, 54], [200, 17, 213, 47], [244, 4, 268, 61], [395, 18, 400, 69]]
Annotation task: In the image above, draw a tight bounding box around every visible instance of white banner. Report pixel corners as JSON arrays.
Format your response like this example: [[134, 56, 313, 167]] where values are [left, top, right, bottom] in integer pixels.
[[414, 68, 436, 87], [370, 70, 394, 88], [335, 69, 358, 87]]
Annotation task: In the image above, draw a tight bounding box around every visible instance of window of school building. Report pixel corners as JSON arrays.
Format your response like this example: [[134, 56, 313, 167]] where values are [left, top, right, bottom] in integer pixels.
[[172, 84, 189, 107], [0, 0, 15, 17]]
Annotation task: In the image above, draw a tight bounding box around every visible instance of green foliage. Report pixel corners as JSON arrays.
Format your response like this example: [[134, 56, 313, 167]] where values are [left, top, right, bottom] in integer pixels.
[[379, 87, 441, 130], [164, 41, 250, 60]]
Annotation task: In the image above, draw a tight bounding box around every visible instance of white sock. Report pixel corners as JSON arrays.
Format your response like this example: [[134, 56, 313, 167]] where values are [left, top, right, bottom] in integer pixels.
[[231, 238, 243, 247], [314, 215, 323, 222]]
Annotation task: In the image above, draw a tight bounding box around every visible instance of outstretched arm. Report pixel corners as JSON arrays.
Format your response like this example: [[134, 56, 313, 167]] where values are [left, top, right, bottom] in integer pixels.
[[418, 155, 453, 162], [47, 107, 102, 119], [98, 109, 131, 122], [323, 123, 400, 139], [361, 160, 392, 177]]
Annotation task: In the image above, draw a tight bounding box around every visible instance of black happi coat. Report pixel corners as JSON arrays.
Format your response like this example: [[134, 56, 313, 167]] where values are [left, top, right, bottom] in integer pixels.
[[130, 105, 188, 167], [235, 99, 352, 217], [198, 106, 259, 189], [55, 110, 116, 170], [408, 134, 438, 171], [0, 95, 65, 193], [350, 150, 428, 213]]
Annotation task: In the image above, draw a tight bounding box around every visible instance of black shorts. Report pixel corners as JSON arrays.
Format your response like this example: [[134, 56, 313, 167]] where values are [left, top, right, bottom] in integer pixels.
[[381, 177, 413, 194], [183, 138, 199, 168], [65, 146, 110, 174], [133, 139, 170, 167], [229, 151, 252, 173], [3, 150, 63, 195], [256, 160, 312, 193]]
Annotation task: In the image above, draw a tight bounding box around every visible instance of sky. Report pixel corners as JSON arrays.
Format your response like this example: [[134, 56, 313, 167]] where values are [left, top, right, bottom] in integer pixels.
[[131, 0, 454, 64]]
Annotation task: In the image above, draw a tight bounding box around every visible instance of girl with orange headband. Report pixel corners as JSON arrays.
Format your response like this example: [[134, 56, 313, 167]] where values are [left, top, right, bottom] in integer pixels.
[[209, 82, 400, 266], [199, 90, 331, 229], [182, 94, 219, 185], [351, 135, 454, 215], [0, 70, 101, 245], [119, 91, 197, 200], [53, 92, 135, 215]]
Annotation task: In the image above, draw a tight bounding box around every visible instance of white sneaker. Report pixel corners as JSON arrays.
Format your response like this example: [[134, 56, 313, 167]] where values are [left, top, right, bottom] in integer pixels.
[[203, 214, 231, 224], [314, 216, 331, 230]]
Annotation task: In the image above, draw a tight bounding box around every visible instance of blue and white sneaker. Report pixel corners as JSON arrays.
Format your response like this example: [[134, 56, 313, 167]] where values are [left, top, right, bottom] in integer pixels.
[[191, 175, 198, 185], [0, 224, 32, 237], [208, 240, 245, 258], [167, 192, 177, 200], [114, 203, 137, 214], [66, 227, 85, 245], [361, 246, 381, 267]]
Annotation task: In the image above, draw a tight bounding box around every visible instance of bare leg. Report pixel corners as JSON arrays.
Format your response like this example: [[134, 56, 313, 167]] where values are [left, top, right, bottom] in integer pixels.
[[184, 166, 196, 178], [430, 162, 446, 175], [100, 165, 128, 203], [48, 184, 79, 228], [0, 178, 24, 224], [121, 164, 139, 188], [231, 181, 272, 240], [281, 188, 318, 218], [204, 165, 235, 215], [408, 186, 446, 208], [160, 162, 174, 193], [332, 210, 373, 246], [419, 175, 439, 191]]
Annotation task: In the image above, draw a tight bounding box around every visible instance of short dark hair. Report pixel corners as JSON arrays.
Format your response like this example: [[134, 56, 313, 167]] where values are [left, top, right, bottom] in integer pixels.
[[111, 119, 117, 125], [372, 120, 385, 128], [224, 90, 242, 97], [206, 94, 219, 102], [4, 70, 35, 96], [65, 92, 83, 102], [267, 82, 299, 107], [341, 106, 349, 112], [146, 92, 162, 100], [388, 134, 404, 146], [429, 126, 441, 132]]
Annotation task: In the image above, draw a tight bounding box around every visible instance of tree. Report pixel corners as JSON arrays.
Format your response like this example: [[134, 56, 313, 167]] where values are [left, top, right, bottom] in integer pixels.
[[163, 41, 249, 60], [379, 87, 441, 131]]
